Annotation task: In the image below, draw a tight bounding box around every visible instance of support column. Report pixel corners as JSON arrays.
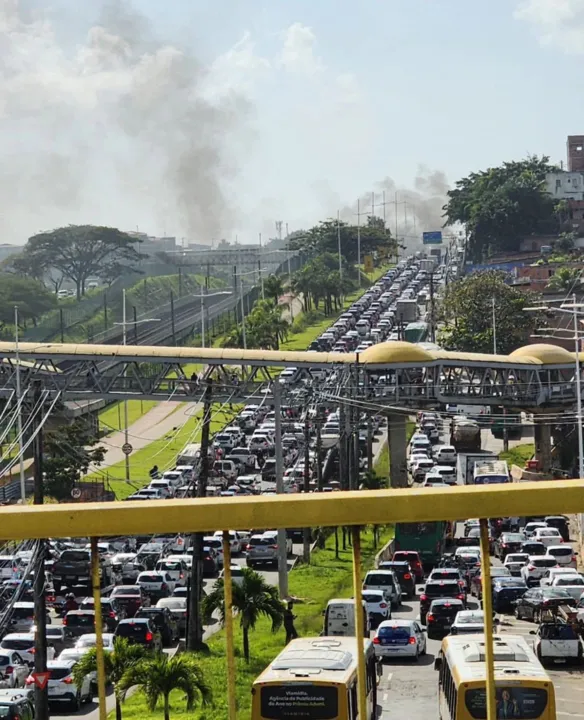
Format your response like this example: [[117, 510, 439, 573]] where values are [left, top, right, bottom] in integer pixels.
[[388, 413, 407, 488], [534, 419, 552, 474]]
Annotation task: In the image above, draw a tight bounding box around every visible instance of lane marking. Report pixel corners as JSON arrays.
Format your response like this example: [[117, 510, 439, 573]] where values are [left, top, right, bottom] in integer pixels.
[[383, 692, 388, 702], [385, 672, 393, 687]]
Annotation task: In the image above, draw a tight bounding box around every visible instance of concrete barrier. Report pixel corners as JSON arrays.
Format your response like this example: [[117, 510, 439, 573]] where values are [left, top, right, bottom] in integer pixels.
[[374, 536, 395, 568]]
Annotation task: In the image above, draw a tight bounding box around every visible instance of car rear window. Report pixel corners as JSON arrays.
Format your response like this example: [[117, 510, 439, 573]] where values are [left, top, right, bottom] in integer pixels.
[[548, 547, 572, 557], [67, 614, 94, 626], [12, 607, 34, 620], [362, 592, 384, 603], [431, 570, 459, 581], [117, 623, 148, 637], [49, 667, 72, 680], [555, 577, 584, 586], [533, 558, 558, 568], [365, 573, 395, 587], [59, 551, 89, 563], [1, 639, 32, 651], [378, 626, 410, 639], [425, 582, 460, 596], [139, 574, 162, 583]]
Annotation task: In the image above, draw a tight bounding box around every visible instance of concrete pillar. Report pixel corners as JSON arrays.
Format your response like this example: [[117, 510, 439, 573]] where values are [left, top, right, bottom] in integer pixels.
[[534, 419, 552, 474], [388, 413, 408, 488]]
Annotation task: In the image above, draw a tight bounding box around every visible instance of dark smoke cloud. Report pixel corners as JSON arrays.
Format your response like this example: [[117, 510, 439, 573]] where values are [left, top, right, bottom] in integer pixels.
[[0, 0, 249, 244]]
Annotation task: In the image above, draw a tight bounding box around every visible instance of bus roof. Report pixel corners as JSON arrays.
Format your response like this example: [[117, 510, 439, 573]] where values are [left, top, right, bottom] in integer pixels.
[[254, 636, 373, 686], [442, 634, 551, 684]]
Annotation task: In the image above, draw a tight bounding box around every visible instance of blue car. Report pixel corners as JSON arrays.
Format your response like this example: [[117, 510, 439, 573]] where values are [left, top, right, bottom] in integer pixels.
[[491, 576, 527, 613]]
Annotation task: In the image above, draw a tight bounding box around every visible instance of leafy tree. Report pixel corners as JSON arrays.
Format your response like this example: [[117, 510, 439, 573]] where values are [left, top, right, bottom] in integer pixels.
[[202, 567, 284, 662], [437, 270, 540, 354], [290, 254, 355, 314], [546, 267, 582, 292], [0, 274, 56, 330], [223, 299, 289, 350], [43, 419, 106, 501], [23, 225, 144, 299], [554, 232, 576, 254], [118, 654, 211, 720], [444, 156, 559, 262], [72, 637, 149, 720], [263, 274, 284, 305]]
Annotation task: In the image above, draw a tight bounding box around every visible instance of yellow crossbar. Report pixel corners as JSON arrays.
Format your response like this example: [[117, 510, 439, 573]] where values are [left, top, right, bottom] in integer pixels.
[[2, 481, 583, 540]]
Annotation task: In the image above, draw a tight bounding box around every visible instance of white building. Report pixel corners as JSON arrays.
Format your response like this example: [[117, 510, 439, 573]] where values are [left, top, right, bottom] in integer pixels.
[[545, 171, 584, 200]]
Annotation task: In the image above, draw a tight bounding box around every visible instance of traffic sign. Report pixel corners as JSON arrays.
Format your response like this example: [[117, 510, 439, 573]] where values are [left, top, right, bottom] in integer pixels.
[[122, 443, 133, 456], [71, 488, 82, 499], [32, 671, 51, 689], [423, 231, 442, 245]]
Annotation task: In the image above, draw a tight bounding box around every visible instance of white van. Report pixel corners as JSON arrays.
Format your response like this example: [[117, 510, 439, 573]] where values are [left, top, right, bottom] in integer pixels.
[[213, 460, 238, 481], [324, 599, 370, 637]]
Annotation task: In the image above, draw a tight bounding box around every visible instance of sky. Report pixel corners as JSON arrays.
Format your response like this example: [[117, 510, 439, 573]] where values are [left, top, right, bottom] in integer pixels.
[[1, 0, 583, 246]]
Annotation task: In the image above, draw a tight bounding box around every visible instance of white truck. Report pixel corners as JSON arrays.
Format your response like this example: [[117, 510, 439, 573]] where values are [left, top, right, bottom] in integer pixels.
[[450, 417, 481, 452], [456, 451, 497, 486], [473, 460, 510, 485], [396, 299, 418, 324]]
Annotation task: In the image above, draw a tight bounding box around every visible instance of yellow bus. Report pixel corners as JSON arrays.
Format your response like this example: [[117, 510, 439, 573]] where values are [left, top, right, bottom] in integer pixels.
[[251, 636, 380, 719], [434, 634, 556, 720]]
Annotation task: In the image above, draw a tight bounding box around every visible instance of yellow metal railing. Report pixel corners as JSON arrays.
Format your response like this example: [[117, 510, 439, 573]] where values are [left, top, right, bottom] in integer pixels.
[[16, 481, 583, 720]]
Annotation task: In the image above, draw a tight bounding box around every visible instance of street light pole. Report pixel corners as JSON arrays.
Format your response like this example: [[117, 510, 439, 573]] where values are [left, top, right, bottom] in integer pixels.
[[200, 287, 205, 349], [492, 297, 497, 354], [122, 290, 130, 482], [240, 275, 247, 349], [14, 306, 25, 503], [572, 295, 584, 542], [337, 210, 343, 281]]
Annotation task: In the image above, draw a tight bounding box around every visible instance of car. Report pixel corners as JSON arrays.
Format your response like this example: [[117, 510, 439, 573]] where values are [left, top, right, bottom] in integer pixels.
[[532, 622, 584, 663], [211, 531, 243, 555], [425, 599, 465, 639], [520, 541, 547, 557], [544, 515, 570, 542], [362, 589, 391, 629], [502, 553, 529, 576], [62, 610, 100, 639], [464, 519, 480, 537], [419, 580, 466, 624], [407, 451, 430, 473], [494, 533, 527, 560], [524, 521, 548, 538], [114, 618, 163, 651], [134, 607, 179, 647], [156, 598, 187, 635], [202, 537, 225, 568], [377, 561, 416, 599], [29, 659, 93, 709], [362, 570, 402, 609], [201, 547, 219, 577], [412, 458, 435, 483], [533, 527, 564, 548], [540, 567, 581, 588], [0, 690, 35, 720], [373, 619, 427, 661], [110, 553, 141, 583], [29, 625, 67, 655], [136, 571, 175, 600], [550, 574, 584, 601], [450, 609, 485, 635], [79, 597, 127, 631], [155, 559, 189, 587], [0, 650, 28, 688], [392, 551, 424, 582], [422, 477, 449, 489], [521, 556, 560, 587], [219, 565, 245, 586], [431, 465, 457, 485], [262, 531, 293, 556], [470, 567, 510, 600], [428, 568, 466, 597], [434, 446, 457, 465], [74, 633, 115, 653], [513, 587, 576, 621], [491, 577, 528, 613], [7, 603, 37, 634], [547, 544, 578, 569], [246, 535, 278, 568], [110, 585, 150, 616]]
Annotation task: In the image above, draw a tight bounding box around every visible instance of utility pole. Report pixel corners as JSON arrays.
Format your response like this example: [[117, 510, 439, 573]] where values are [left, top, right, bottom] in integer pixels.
[[122, 290, 130, 482], [303, 415, 311, 564], [366, 372, 373, 474], [103, 292, 108, 331], [357, 199, 362, 287], [133, 306, 138, 344], [14, 307, 25, 503], [170, 291, 176, 345], [239, 274, 247, 350], [59, 308, 65, 343], [178, 265, 183, 297], [187, 380, 212, 651], [32, 382, 49, 720], [337, 210, 343, 281], [316, 408, 323, 492], [429, 275, 436, 343], [273, 381, 288, 598]]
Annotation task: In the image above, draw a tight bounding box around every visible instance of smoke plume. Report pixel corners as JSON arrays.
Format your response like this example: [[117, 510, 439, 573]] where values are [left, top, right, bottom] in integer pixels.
[[0, 0, 248, 245]]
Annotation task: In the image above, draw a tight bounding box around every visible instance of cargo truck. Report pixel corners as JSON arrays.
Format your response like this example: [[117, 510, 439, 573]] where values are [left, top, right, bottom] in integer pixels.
[[456, 451, 498, 486], [473, 460, 510, 485], [396, 299, 418, 324], [450, 417, 481, 452]]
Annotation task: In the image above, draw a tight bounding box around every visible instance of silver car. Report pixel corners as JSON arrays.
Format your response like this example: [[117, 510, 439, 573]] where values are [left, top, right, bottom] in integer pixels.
[[246, 535, 278, 568]]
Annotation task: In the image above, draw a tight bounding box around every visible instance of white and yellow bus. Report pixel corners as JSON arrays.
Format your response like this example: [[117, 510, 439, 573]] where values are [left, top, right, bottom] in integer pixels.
[[251, 636, 380, 719], [434, 634, 556, 720]]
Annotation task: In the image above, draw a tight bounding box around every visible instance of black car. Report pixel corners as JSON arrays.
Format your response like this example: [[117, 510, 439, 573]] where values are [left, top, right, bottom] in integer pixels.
[[544, 516, 570, 542], [0, 692, 35, 720], [62, 610, 99, 638], [114, 618, 163, 651], [494, 533, 526, 560], [79, 597, 127, 631], [513, 588, 576, 622], [134, 607, 179, 647], [202, 547, 218, 577], [420, 580, 465, 624], [520, 541, 547, 557], [378, 561, 416, 599], [491, 577, 527, 613], [426, 598, 465, 639]]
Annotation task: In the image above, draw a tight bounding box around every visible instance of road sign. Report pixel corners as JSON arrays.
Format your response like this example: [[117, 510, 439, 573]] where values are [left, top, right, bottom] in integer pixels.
[[71, 488, 82, 499], [423, 231, 443, 245], [363, 255, 374, 273], [122, 443, 133, 456], [32, 671, 51, 689]]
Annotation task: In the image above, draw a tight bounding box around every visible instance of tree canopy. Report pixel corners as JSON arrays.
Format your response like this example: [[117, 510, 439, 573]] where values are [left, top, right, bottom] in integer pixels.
[[21, 225, 143, 299], [289, 215, 396, 263], [438, 270, 541, 354], [0, 274, 56, 331], [291, 253, 355, 314], [443, 156, 560, 262]]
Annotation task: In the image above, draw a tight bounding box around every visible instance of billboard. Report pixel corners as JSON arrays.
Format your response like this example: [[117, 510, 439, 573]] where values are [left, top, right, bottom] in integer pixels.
[[423, 231, 443, 245]]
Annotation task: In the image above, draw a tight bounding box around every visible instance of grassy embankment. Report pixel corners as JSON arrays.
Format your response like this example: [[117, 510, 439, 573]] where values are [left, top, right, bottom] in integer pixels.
[[500, 443, 535, 468], [116, 526, 393, 720]]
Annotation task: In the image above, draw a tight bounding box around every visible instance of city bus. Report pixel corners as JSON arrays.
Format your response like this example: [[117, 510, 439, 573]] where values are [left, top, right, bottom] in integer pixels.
[[251, 636, 379, 719], [394, 521, 448, 567], [434, 634, 555, 720]]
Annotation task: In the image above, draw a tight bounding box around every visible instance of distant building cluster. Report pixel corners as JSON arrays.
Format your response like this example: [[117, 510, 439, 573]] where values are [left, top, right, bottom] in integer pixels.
[[544, 136, 584, 235]]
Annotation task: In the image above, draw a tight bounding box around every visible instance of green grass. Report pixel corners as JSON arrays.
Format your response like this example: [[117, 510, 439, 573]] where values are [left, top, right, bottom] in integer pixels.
[[98, 401, 159, 434], [90, 403, 242, 499], [116, 526, 394, 720], [500, 443, 535, 468]]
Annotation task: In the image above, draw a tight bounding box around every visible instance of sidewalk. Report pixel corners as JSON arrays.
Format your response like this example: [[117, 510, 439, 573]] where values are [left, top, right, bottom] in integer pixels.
[[93, 401, 200, 470]]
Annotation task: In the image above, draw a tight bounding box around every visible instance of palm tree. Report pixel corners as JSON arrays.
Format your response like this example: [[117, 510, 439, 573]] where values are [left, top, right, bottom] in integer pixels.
[[546, 267, 582, 291], [202, 567, 284, 662], [72, 637, 149, 720], [118, 654, 211, 720], [263, 274, 284, 305]]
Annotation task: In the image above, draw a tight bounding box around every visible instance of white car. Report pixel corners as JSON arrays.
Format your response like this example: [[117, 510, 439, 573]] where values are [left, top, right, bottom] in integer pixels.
[[30, 659, 93, 709], [547, 544, 577, 569], [503, 553, 529, 576], [1, 634, 56, 666], [532, 622, 584, 662], [407, 451, 429, 472], [111, 553, 141, 583], [74, 634, 115, 652], [373, 619, 427, 660], [362, 589, 391, 629], [521, 556, 559, 586], [0, 650, 29, 688], [202, 537, 224, 568], [524, 522, 548, 538], [213, 530, 243, 555], [451, 610, 485, 635], [136, 571, 176, 596], [432, 465, 457, 485], [219, 565, 245, 586], [533, 527, 563, 548], [434, 446, 457, 465], [262, 531, 293, 556], [422, 477, 449, 488], [412, 458, 435, 482], [155, 558, 189, 586], [540, 567, 580, 588], [550, 574, 584, 601]]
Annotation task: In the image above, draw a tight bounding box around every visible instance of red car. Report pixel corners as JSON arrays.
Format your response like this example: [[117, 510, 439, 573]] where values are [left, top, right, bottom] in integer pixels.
[[392, 551, 424, 582]]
